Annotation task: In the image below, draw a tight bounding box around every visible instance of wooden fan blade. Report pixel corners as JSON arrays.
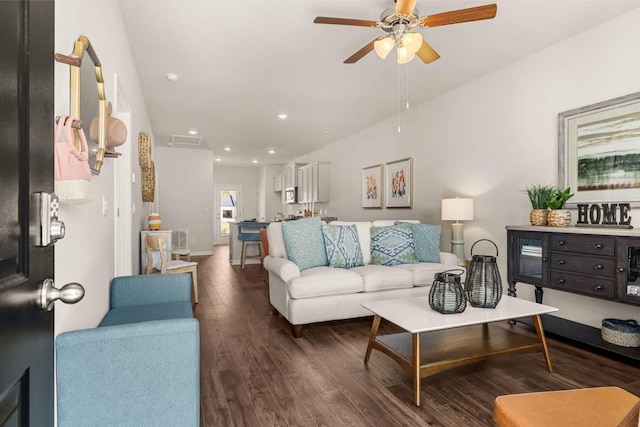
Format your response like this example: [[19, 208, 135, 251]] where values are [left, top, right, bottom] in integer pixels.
[[421, 4, 497, 28], [314, 16, 379, 28], [344, 40, 377, 64], [395, 0, 418, 16], [416, 40, 440, 64]]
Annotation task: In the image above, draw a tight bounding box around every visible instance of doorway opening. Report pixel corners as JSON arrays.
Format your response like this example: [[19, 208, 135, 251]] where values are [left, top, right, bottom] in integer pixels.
[[214, 185, 242, 245]]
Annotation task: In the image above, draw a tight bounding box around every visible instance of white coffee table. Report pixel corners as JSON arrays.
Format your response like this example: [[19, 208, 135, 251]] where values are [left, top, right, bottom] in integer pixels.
[[362, 296, 558, 406]]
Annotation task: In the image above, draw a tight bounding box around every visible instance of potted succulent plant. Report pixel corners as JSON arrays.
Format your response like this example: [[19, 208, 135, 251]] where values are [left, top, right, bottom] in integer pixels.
[[546, 187, 574, 227], [526, 184, 555, 226]]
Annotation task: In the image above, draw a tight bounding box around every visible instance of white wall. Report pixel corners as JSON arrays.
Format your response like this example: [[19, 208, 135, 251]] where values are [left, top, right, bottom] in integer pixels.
[[260, 164, 285, 221], [213, 166, 260, 221], [294, 8, 640, 328], [154, 147, 214, 254], [54, 1, 154, 334]]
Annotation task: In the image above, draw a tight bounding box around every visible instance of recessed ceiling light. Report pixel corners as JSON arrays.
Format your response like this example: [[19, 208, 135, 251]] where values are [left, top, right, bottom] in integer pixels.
[[252, 160, 258, 164], [268, 150, 275, 154], [166, 73, 179, 82], [215, 158, 221, 162], [322, 128, 335, 134], [188, 130, 198, 135], [278, 113, 288, 119], [224, 147, 231, 151]]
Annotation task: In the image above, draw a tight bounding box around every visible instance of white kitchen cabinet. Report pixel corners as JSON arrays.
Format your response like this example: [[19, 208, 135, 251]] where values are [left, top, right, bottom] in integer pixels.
[[284, 163, 305, 188], [272, 173, 285, 192], [299, 162, 330, 203]]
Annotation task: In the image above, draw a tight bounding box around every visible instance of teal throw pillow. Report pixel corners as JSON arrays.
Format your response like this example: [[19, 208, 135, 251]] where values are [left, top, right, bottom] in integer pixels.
[[322, 223, 364, 269], [281, 217, 328, 271], [370, 223, 418, 266], [411, 223, 441, 263]]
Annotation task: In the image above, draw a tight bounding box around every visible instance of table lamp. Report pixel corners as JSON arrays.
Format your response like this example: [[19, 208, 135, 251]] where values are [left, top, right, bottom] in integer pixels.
[[441, 198, 474, 263]]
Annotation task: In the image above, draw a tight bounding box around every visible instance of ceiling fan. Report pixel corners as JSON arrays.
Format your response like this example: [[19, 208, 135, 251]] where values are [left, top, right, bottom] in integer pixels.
[[313, 0, 497, 65]]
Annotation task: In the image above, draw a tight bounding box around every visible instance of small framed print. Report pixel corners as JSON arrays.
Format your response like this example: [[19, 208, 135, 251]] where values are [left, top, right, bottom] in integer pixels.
[[386, 157, 412, 208], [362, 164, 383, 208]]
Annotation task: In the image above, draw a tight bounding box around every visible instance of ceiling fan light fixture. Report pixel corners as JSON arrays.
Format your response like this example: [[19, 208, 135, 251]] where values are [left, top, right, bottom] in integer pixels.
[[397, 46, 415, 64], [374, 37, 394, 59], [402, 32, 423, 54]]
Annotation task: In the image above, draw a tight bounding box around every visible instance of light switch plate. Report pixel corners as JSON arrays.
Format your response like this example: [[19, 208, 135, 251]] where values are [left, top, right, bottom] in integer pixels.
[[102, 197, 108, 216]]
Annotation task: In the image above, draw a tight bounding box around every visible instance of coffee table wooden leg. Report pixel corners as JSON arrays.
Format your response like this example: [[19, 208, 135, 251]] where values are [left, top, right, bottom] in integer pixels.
[[364, 315, 382, 364], [532, 315, 553, 372], [413, 332, 421, 406]]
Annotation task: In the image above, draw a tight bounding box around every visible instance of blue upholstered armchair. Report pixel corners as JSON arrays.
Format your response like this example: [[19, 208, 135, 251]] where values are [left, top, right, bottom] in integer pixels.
[[56, 274, 200, 426]]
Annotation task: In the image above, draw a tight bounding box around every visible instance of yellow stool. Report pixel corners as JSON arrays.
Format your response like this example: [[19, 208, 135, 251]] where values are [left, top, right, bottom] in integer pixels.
[[493, 387, 640, 427]]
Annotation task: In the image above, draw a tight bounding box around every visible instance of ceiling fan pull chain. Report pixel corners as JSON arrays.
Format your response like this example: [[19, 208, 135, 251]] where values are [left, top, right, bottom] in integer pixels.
[[406, 64, 410, 110], [397, 64, 402, 133]]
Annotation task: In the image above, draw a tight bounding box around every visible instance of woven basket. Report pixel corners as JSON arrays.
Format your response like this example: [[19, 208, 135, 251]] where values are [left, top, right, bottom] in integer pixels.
[[548, 209, 571, 227], [601, 318, 640, 347], [142, 161, 155, 202], [529, 209, 548, 226], [138, 132, 151, 170]]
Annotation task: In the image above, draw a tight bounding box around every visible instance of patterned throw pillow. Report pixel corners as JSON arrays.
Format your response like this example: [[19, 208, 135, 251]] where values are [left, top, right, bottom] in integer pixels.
[[281, 217, 328, 271], [321, 223, 364, 269], [412, 224, 441, 263], [370, 223, 418, 266]]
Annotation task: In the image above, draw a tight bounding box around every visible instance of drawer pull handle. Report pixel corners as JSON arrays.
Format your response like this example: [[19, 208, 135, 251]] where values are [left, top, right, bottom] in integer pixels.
[[618, 267, 625, 273], [594, 285, 604, 291], [558, 260, 565, 265], [594, 264, 603, 270], [558, 279, 565, 284], [558, 241, 565, 246], [595, 244, 603, 249]]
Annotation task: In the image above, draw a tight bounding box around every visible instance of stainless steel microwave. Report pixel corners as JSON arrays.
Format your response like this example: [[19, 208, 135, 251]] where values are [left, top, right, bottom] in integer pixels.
[[284, 187, 298, 204]]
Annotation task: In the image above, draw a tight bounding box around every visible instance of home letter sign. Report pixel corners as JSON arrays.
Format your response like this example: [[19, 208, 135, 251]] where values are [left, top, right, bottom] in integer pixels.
[[576, 203, 632, 228]]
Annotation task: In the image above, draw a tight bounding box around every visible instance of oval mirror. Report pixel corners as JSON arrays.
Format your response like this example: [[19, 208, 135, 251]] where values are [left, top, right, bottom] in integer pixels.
[[55, 35, 106, 174]]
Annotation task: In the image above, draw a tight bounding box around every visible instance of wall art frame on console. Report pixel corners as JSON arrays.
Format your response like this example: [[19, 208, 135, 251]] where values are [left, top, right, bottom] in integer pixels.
[[385, 157, 412, 208], [559, 91, 640, 207], [362, 164, 383, 208]]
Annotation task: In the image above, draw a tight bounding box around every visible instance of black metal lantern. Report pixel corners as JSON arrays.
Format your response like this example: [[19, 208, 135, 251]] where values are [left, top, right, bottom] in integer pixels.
[[465, 239, 503, 308], [429, 269, 467, 314]]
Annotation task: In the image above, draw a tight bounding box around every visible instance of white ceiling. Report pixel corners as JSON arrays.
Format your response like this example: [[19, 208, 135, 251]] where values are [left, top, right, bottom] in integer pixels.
[[119, 0, 640, 166]]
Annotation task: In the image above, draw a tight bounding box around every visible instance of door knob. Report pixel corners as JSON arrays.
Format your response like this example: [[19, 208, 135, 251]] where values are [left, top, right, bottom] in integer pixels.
[[39, 278, 84, 311]]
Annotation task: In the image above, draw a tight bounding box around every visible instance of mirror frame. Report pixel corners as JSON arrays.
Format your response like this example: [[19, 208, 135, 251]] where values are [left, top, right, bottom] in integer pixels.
[[55, 35, 107, 173]]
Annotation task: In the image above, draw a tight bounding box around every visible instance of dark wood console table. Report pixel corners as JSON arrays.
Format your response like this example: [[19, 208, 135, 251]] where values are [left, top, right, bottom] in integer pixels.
[[506, 225, 640, 362]]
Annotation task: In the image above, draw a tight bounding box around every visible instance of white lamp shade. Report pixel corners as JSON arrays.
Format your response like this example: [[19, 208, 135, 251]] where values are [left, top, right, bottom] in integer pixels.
[[397, 46, 416, 64], [441, 198, 474, 221], [374, 37, 394, 59], [401, 32, 423, 54]]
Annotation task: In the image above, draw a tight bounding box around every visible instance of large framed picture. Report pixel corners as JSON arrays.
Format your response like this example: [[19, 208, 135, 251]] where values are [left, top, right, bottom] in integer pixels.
[[559, 92, 640, 206], [385, 157, 412, 208], [362, 164, 383, 208]]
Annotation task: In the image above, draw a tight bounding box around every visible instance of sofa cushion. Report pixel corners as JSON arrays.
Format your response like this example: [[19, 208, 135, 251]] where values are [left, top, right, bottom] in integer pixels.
[[409, 223, 441, 263], [287, 267, 364, 299], [370, 223, 418, 266], [393, 263, 458, 286], [282, 217, 328, 271], [99, 301, 194, 327], [267, 222, 288, 259], [329, 221, 373, 264], [350, 265, 414, 292], [322, 223, 364, 269]]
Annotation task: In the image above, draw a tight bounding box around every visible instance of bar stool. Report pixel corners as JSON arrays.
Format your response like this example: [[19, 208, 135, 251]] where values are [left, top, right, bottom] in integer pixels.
[[237, 221, 268, 269]]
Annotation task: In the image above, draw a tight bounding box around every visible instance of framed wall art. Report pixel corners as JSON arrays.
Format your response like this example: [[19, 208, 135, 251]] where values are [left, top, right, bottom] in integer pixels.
[[559, 91, 640, 206], [362, 164, 383, 208], [385, 157, 412, 208]]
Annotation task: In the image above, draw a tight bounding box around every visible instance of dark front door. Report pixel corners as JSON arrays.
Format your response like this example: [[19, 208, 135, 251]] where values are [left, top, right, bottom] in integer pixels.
[[0, 1, 55, 425]]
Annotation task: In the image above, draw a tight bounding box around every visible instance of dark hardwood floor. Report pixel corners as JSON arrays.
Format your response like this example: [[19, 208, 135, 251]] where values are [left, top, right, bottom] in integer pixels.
[[194, 247, 640, 427]]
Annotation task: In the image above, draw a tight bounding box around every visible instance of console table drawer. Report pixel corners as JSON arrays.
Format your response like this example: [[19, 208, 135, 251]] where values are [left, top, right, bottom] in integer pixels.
[[549, 271, 615, 299], [549, 252, 615, 277], [550, 234, 615, 256]]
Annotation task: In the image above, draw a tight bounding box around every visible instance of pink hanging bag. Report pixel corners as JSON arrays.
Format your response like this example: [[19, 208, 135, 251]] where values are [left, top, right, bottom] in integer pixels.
[[54, 115, 92, 204]]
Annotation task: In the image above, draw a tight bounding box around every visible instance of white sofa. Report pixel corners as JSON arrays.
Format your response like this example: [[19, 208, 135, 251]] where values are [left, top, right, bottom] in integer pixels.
[[264, 219, 460, 337]]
